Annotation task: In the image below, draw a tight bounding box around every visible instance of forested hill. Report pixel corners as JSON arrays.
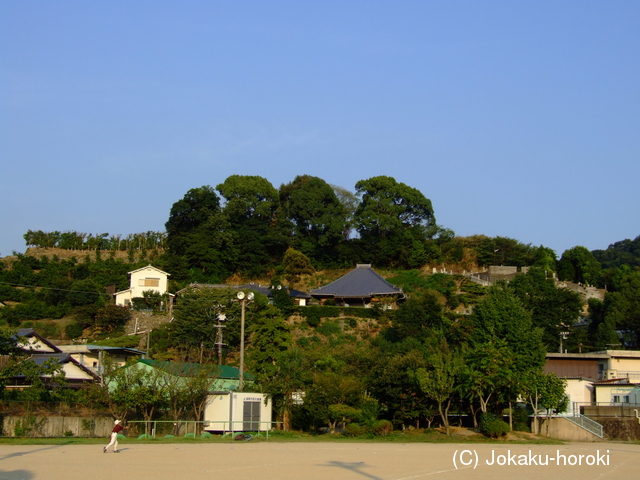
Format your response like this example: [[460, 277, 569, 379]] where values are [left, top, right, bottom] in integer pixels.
[[2, 173, 639, 355], [593, 235, 640, 270]]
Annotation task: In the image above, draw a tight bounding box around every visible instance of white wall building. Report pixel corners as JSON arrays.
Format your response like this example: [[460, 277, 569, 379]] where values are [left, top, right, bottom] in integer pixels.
[[114, 265, 171, 307], [203, 392, 272, 433]]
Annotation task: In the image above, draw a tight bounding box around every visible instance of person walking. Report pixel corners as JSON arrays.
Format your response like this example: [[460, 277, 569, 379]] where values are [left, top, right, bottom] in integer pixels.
[[104, 420, 124, 453]]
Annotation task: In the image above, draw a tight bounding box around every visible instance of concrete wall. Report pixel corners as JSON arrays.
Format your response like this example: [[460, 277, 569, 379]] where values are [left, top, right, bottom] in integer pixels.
[[489, 266, 519, 275], [537, 417, 602, 442], [1, 415, 114, 438]]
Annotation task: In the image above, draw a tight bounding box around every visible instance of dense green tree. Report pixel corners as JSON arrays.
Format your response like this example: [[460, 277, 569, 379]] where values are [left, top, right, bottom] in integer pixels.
[[279, 175, 347, 266], [592, 235, 640, 270], [247, 304, 292, 380], [282, 247, 315, 287], [469, 284, 546, 373], [217, 175, 283, 277], [165, 186, 221, 251], [462, 339, 514, 416], [165, 186, 226, 281], [354, 176, 435, 268], [303, 372, 365, 433], [557, 246, 602, 285], [416, 340, 464, 435], [521, 371, 567, 435], [330, 184, 359, 240], [257, 348, 309, 430], [510, 267, 583, 351], [464, 284, 546, 423], [170, 286, 243, 361], [388, 291, 447, 342], [365, 339, 431, 428], [601, 266, 640, 348]]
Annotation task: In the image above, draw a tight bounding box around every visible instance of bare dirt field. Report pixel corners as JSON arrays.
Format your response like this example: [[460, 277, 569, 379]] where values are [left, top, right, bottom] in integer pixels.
[[0, 441, 638, 480]]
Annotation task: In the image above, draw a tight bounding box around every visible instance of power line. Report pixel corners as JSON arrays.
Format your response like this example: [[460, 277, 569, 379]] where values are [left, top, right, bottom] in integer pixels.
[[0, 282, 112, 297]]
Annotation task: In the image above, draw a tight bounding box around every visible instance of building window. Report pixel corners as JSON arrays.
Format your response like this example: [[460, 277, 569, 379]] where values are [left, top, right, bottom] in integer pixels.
[[624, 395, 630, 403], [613, 395, 620, 403], [138, 278, 160, 287]]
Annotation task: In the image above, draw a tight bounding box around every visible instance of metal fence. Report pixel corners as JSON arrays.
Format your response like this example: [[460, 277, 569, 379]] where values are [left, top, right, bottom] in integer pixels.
[[126, 420, 278, 440], [561, 414, 604, 438]]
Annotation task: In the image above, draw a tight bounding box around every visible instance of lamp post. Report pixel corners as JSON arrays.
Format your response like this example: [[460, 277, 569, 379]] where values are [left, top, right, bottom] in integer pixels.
[[559, 331, 570, 353], [236, 291, 254, 391]]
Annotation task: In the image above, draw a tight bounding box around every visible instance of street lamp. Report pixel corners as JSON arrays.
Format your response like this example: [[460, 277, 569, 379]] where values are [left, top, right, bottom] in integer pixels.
[[236, 291, 254, 391], [559, 331, 570, 353]]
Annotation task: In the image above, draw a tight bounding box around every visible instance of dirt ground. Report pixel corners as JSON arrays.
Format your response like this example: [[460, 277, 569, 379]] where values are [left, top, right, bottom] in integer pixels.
[[0, 441, 638, 480]]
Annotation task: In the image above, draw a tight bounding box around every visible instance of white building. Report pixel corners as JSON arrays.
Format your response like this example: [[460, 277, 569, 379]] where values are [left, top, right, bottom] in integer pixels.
[[203, 392, 272, 433], [114, 265, 172, 307]]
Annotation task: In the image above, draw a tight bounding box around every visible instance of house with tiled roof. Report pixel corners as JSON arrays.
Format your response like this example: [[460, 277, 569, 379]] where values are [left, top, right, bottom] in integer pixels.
[[57, 344, 146, 377], [4, 329, 100, 389], [309, 264, 405, 308], [14, 328, 61, 354]]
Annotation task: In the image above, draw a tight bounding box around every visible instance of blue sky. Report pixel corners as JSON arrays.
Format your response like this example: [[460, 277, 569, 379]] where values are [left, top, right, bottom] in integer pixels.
[[1, 1, 639, 259]]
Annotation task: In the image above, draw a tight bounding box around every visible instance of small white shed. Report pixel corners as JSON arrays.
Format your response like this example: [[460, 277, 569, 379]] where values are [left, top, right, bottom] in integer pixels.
[[203, 392, 272, 433]]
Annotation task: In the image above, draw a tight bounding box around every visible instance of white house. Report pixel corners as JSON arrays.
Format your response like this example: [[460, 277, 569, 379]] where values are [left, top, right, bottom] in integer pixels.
[[114, 265, 172, 307]]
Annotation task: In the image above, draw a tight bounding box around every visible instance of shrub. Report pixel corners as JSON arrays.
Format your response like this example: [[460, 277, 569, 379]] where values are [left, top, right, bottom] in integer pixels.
[[65, 321, 84, 339], [344, 423, 367, 437], [316, 320, 341, 336], [35, 321, 60, 338], [94, 304, 131, 332], [479, 412, 510, 438], [371, 419, 393, 437]]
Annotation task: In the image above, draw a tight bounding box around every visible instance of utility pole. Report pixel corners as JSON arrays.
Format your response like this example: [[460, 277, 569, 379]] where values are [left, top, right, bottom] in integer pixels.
[[236, 291, 254, 391]]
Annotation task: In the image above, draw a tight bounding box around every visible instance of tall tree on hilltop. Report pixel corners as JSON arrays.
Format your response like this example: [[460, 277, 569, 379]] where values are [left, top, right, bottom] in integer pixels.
[[165, 186, 224, 280], [279, 175, 347, 267], [330, 184, 359, 241], [165, 186, 220, 252], [217, 175, 284, 277], [354, 176, 435, 268]]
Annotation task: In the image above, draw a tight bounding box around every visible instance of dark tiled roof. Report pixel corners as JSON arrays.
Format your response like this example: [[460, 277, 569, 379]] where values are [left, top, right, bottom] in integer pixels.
[[21, 353, 100, 380], [310, 264, 403, 298], [30, 353, 72, 366], [14, 328, 62, 353]]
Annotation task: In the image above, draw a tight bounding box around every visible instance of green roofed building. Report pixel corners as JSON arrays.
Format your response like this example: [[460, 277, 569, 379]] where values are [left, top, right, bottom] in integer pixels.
[[130, 359, 253, 391]]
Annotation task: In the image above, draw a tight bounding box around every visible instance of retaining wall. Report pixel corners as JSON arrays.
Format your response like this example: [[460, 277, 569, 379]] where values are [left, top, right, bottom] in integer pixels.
[[1, 415, 114, 438]]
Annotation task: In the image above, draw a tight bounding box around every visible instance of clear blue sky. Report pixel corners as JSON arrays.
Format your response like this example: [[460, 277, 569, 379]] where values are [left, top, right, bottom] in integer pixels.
[[1, 1, 639, 258]]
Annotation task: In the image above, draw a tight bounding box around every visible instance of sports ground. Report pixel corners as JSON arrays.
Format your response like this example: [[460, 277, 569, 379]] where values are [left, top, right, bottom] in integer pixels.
[[0, 441, 638, 480]]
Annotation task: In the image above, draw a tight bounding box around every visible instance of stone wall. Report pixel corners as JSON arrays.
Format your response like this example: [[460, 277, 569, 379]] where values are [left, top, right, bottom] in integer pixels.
[[1, 415, 114, 438], [125, 311, 172, 336]]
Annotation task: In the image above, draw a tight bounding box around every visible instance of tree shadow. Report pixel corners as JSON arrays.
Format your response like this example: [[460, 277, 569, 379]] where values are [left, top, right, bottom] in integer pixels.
[[320, 460, 383, 480], [0, 445, 59, 461], [0, 470, 33, 479]]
